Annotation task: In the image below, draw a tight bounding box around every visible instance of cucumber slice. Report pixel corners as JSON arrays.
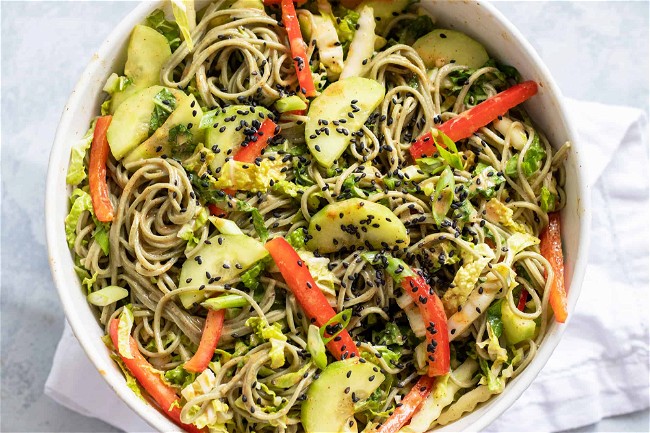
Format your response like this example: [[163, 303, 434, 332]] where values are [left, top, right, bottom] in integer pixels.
[[107, 86, 184, 160], [302, 358, 384, 433], [178, 234, 268, 308], [122, 92, 202, 164], [205, 105, 271, 172], [305, 77, 384, 168], [306, 198, 409, 254], [355, 0, 410, 34], [110, 25, 172, 112], [501, 300, 536, 344], [413, 29, 489, 69]]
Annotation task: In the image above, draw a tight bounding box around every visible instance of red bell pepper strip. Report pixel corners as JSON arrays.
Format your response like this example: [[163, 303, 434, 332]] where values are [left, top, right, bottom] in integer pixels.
[[108, 319, 205, 433], [89, 115, 115, 222], [208, 203, 228, 217], [183, 309, 225, 373], [409, 81, 539, 159], [401, 274, 450, 377], [376, 375, 436, 433], [540, 212, 568, 322], [265, 237, 359, 360], [517, 288, 528, 311], [263, 0, 308, 8], [279, 0, 316, 98], [233, 119, 278, 163]]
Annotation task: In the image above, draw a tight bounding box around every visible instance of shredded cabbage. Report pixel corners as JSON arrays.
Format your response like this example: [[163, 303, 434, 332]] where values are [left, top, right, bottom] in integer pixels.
[[117, 305, 135, 359], [66, 121, 96, 186]]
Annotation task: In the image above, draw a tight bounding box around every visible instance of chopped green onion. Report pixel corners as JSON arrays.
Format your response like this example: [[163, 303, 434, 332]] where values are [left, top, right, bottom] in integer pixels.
[[431, 166, 455, 225], [210, 216, 243, 235], [319, 308, 352, 344], [433, 129, 463, 170], [87, 285, 129, 307], [202, 294, 248, 311], [275, 95, 308, 113], [307, 325, 327, 370]]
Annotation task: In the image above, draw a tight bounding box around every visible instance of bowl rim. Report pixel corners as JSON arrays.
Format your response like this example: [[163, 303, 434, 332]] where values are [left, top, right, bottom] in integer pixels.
[[45, 1, 591, 432]]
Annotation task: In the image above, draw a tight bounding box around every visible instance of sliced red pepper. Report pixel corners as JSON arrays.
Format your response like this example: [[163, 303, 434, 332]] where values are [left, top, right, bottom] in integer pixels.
[[409, 81, 539, 159], [263, 0, 308, 8], [279, 0, 316, 98], [184, 309, 225, 373], [540, 212, 567, 322], [208, 203, 228, 217], [233, 119, 278, 163], [89, 115, 115, 222], [264, 237, 359, 360], [377, 375, 436, 433], [401, 274, 450, 376], [517, 288, 528, 311], [108, 319, 205, 433]]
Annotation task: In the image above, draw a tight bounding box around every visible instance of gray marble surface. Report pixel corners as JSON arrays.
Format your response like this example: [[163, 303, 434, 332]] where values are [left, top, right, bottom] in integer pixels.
[[0, 1, 647, 432]]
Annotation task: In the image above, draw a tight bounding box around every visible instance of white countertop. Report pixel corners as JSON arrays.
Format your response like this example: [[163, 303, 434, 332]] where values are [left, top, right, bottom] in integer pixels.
[[1, 1, 647, 432]]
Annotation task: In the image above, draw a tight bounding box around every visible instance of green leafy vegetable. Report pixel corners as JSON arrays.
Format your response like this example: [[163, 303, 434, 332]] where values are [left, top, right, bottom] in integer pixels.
[[213, 160, 285, 193], [149, 88, 176, 135], [164, 364, 198, 389], [177, 206, 209, 250], [479, 357, 501, 392], [111, 354, 145, 401], [331, 6, 359, 53], [372, 323, 405, 347], [236, 200, 269, 242], [434, 130, 463, 170], [505, 134, 546, 178], [168, 124, 194, 158], [339, 175, 368, 199], [470, 163, 505, 199], [117, 305, 135, 359], [486, 299, 503, 338], [145, 9, 182, 50], [66, 122, 97, 186], [82, 272, 98, 295], [540, 186, 556, 212], [240, 257, 271, 290], [483, 58, 521, 82], [65, 188, 110, 255], [245, 317, 287, 368], [292, 159, 315, 186], [394, 15, 434, 46], [416, 156, 446, 176], [286, 228, 306, 250], [361, 251, 414, 284]]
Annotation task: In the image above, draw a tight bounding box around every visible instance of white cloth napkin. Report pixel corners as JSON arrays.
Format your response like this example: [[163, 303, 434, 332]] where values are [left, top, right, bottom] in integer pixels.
[[45, 99, 649, 433]]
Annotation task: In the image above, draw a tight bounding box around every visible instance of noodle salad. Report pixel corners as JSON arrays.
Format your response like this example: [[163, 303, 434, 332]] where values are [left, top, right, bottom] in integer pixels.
[[64, 0, 570, 432]]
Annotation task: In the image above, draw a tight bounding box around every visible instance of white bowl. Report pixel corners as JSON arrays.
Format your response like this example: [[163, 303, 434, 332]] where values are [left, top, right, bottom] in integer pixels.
[[45, 1, 590, 432]]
